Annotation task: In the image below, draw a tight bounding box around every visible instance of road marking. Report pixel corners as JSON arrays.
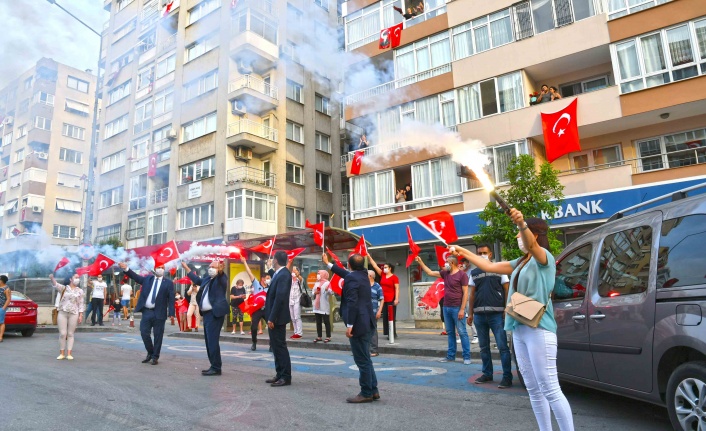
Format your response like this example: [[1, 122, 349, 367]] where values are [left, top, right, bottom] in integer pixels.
[[348, 364, 447, 376]]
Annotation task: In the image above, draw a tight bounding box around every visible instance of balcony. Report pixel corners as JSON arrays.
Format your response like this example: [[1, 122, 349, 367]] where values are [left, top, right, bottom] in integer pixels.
[[346, 64, 451, 106], [159, 33, 177, 54], [226, 119, 278, 154], [351, 192, 464, 220], [104, 0, 111, 12], [226, 166, 276, 190], [19, 206, 44, 225], [149, 187, 169, 205], [228, 75, 279, 114], [230, 9, 279, 74]]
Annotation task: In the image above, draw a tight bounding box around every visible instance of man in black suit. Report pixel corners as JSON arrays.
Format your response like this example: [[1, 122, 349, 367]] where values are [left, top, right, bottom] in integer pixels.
[[119, 262, 175, 365], [182, 259, 229, 376], [323, 253, 379, 403], [264, 251, 292, 387]]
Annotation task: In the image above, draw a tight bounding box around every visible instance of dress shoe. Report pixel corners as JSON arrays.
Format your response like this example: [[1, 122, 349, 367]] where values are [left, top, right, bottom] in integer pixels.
[[250, 343, 256, 351], [142, 355, 152, 363], [150, 358, 158, 365], [202, 369, 212, 373], [265, 377, 280, 384], [202, 369, 221, 376], [373, 393, 380, 401], [346, 394, 373, 403], [270, 379, 291, 387]]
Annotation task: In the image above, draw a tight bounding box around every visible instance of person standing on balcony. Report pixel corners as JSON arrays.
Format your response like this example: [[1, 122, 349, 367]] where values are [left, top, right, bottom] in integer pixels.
[[368, 255, 399, 340], [549, 86, 563, 101], [357, 134, 370, 151], [538, 85, 552, 103], [404, 184, 413, 202]]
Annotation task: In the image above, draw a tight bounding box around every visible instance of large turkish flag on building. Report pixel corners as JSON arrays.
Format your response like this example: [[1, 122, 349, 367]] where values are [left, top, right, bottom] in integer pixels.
[[541, 98, 581, 163], [350, 150, 364, 176], [148, 153, 158, 177]]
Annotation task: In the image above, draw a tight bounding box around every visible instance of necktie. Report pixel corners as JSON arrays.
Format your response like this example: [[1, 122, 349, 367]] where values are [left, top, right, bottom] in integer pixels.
[[200, 279, 211, 308], [151, 278, 160, 304]]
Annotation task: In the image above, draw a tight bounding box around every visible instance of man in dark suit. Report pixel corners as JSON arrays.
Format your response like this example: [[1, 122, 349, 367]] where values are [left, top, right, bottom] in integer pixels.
[[264, 250, 292, 387], [119, 262, 175, 365], [323, 253, 379, 403], [182, 259, 229, 376]]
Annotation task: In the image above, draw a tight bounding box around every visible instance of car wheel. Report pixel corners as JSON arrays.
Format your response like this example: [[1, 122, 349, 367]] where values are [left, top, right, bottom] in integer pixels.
[[509, 336, 526, 389], [666, 361, 706, 431], [21, 329, 35, 337]]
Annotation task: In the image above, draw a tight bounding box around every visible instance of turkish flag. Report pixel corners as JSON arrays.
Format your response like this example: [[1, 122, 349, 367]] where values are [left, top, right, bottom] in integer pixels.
[[420, 278, 445, 309], [151, 240, 180, 268], [329, 273, 344, 296], [379, 28, 391, 49], [350, 150, 364, 176], [162, 0, 174, 16], [175, 276, 193, 285], [541, 98, 581, 163], [286, 247, 306, 261], [389, 23, 403, 48], [416, 211, 458, 244], [251, 237, 275, 255], [54, 257, 71, 273], [239, 291, 266, 315], [148, 153, 158, 177], [11, 227, 20, 237], [326, 247, 343, 267], [78, 253, 115, 276], [406, 226, 421, 268], [306, 220, 325, 247], [435, 245, 451, 268], [353, 235, 368, 257]]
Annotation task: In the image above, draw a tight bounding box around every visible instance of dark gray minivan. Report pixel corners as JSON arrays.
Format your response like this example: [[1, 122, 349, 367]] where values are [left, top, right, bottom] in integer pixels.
[[552, 185, 706, 431]]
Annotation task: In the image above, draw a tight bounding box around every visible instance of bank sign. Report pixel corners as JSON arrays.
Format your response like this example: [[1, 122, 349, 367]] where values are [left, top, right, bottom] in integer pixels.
[[351, 177, 706, 247]]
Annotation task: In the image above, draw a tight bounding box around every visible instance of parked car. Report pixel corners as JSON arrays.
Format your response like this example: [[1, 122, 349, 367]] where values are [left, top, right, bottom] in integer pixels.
[[4, 291, 38, 337], [300, 285, 341, 323], [551, 184, 706, 431]]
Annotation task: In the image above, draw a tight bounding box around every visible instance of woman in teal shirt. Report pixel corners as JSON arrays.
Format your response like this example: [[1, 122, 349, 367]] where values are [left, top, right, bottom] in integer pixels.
[[455, 209, 574, 431]]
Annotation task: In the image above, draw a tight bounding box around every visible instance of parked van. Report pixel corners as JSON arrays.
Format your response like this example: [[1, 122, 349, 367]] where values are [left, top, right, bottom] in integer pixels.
[[552, 184, 706, 431]]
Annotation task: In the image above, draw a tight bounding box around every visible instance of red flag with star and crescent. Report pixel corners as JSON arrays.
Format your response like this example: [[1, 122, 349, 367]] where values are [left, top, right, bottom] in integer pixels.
[[77, 253, 115, 276], [239, 291, 266, 315], [406, 226, 421, 268], [416, 211, 458, 244], [435, 245, 451, 268], [148, 153, 158, 177], [326, 247, 343, 267], [420, 278, 445, 309], [54, 257, 71, 273], [352, 235, 368, 257], [350, 150, 364, 176], [541, 98, 581, 163], [329, 273, 344, 296], [251, 237, 275, 255], [286, 247, 306, 261], [151, 240, 180, 268], [306, 220, 325, 247]]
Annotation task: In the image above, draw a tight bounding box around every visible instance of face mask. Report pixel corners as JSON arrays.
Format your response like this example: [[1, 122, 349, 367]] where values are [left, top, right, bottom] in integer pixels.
[[208, 268, 217, 277], [155, 269, 165, 277], [72, 278, 80, 285], [517, 237, 529, 254], [97, 278, 102, 282], [264, 279, 270, 286], [316, 275, 321, 281], [480, 255, 489, 260], [444, 263, 451, 271], [383, 268, 390, 274], [175, 295, 181, 299]]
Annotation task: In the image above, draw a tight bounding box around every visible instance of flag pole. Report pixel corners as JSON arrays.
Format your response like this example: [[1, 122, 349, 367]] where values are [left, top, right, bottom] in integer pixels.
[[409, 215, 447, 246], [267, 234, 277, 262]]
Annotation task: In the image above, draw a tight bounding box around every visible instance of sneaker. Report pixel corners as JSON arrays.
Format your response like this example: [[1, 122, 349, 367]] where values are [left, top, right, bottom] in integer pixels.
[[57, 354, 65, 360], [498, 378, 513, 389], [231, 331, 236, 335], [67, 355, 74, 360], [240, 331, 245, 335], [438, 358, 455, 363], [292, 334, 302, 339], [463, 359, 472, 365], [456, 338, 461, 344], [471, 336, 479, 344], [475, 375, 493, 384], [440, 331, 447, 335]]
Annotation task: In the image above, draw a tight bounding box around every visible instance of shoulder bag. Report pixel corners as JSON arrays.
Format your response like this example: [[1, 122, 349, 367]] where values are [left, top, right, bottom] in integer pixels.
[[505, 258, 546, 328], [299, 282, 312, 308]]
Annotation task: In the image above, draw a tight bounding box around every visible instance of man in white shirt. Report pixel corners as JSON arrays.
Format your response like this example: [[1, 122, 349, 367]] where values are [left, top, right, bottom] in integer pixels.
[[89, 275, 108, 326], [120, 281, 133, 319]]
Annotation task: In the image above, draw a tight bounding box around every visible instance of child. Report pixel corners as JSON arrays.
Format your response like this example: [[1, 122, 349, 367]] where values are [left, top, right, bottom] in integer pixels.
[[176, 294, 188, 331], [111, 299, 123, 326]]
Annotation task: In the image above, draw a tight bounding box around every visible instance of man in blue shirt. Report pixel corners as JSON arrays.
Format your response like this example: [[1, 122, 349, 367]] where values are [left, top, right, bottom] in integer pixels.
[[368, 270, 383, 357]]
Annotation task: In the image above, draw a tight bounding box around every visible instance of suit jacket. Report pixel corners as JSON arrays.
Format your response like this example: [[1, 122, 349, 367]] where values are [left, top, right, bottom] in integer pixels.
[[188, 271, 229, 319], [330, 265, 374, 337], [265, 266, 291, 325], [126, 269, 175, 320]]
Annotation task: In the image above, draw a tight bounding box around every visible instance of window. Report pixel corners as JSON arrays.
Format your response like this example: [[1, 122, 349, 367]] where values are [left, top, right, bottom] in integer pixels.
[[351, 171, 394, 214], [33, 91, 54, 106], [65, 99, 90, 116], [108, 80, 131, 105], [137, 31, 156, 54], [129, 174, 147, 211], [188, 0, 220, 25], [286, 207, 303, 228], [59, 148, 83, 164], [226, 190, 276, 220], [185, 33, 219, 63], [130, 136, 150, 171], [315, 132, 331, 153], [411, 157, 462, 202], [452, 9, 514, 61], [345, 0, 402, 51], [99, 186, 124, 208], [283, 40, 300, 63], [598, 226, 652, 297], [456, 71, 524, 122], [137, 66, 153, 91], [101, 149, 126, 173], [607, 0, 669, 20], [315, 94, 330, 115], [554, 244, 592, 300], [62, 123, 86, 140], [286, 80, 302, 102], [395, 31, 451, 80], [148, 208, 168, 245], [560, 75, 610, 97], [180, 157, 216, 184], [182, 112, 217, 142], [316, 172, 332, 192], [67, 76, 89, 93], [16, 124, 27, 139], [179, 203, 214, 229], [34, 116, 52, 131], [104, 115, 129, 139], [286, 121, 303, 143], [15, 149, 25, 163], [2, 132, 11, 147], [612, 19, 706, 94], [286, 162, 303, 184], [56, 172, 82, 188], [127, 213, 146, 240], [233, 10, 277, 44], [10, 174, 21, 188], [155, 55, 176, 80], [55, 198, 82, 212], [53, 225, 77, 239], [287, 4, 302, 23], [113, 18, 136, 41], [96, 224, 121, 242], [23, 168, 47, 183], [183, 70, 218, 101], [24, 76, 33, 90], [314, 0, 328, 11], [153, 124, 173, 152], [152, 87, 174, 117], [117, 0, 135, 11], [316, 212, 331, 226], [658, 215, 706, 288], [636, 127, 706, 172], [570, 145, 623, 171], [112, 51, 134, 70]]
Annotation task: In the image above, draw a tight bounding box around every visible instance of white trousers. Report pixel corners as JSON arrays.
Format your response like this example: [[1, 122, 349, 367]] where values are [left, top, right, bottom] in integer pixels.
[[187, 303, 200, 329], [513, 324, 574, 431], [57, 311, 79, 351], [289, 303, 302, 335]]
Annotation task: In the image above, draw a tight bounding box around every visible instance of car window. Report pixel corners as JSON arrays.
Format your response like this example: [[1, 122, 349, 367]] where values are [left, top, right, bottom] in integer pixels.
[[11, 292, 28, 300], [598, 225, 652, 297], [554, 244, 592, 301], [658, 214, 706, 289]]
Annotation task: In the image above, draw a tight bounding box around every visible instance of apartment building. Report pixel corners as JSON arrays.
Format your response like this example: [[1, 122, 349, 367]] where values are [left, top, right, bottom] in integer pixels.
[[0, 58, 96, 248], [93, 0, 343, 249], [341, 0, 706, 320]]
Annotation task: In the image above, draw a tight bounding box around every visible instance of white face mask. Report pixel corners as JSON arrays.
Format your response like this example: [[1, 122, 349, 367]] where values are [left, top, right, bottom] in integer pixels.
[[383, 268, 390, 274], [444, 263, 451, 271], [208, 268, 217, 277], [155, 269, 165, 277], [316, 275, 321, 281], [480, 255, 489, 260], [72, 278, 80, 285], [176, 295, 181, 299], [517, 237, 529, 254], [264, 278, 270, 286]]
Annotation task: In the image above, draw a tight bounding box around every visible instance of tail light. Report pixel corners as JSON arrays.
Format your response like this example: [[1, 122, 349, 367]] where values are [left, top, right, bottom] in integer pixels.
[[26, 302, 38, 310]]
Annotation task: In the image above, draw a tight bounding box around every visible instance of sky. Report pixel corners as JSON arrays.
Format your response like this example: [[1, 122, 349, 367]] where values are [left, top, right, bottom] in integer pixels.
[[0, 0, 108, 88]]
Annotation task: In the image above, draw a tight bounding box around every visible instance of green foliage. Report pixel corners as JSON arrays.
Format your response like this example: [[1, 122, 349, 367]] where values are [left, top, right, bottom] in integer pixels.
[[98, 237, 123, 249], [474, 154, 565, 260]]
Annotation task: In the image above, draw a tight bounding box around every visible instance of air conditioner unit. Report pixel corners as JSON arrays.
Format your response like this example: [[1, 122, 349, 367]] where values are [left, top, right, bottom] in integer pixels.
[[231, 100, 246, 116], [166, 129, 178, 140], [234, 146, 252, 161], [2, 116, 13, 126], [32, 206, 43, 213], [236, 60, 253, 75], [36, 152, 48, 160]]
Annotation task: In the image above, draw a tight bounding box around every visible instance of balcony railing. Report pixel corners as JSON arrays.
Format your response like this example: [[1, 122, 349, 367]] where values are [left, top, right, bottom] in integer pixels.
[[228, 75, 278, 100], [159, 33, 177, 53], [226, 119, 278, 142], [342, 193, 349, 210], [340, 141, 404, 166], [140, 0, 159, 21], [153, 138, 171, 153], [149, 187, 169, 205], [345, 63, 451, 105], [351, 192, 463, 220], [95, 233, 121, 244], [233, 0, 274, 14], [226, 166, 276, 188], [126, 227, 145, 240], [556, 158, 639, 176]]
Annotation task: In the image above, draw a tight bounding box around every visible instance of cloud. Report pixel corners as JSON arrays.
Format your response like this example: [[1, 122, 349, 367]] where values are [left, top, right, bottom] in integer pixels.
[[0, 0, 107, 88]]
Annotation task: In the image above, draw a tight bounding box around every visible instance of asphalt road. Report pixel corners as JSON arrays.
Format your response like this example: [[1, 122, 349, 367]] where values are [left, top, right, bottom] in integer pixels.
[[1, 333, 672, 431]]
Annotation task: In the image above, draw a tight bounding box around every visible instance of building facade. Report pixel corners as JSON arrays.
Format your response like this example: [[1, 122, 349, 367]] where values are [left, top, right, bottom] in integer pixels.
[[0, 58, 96, 247], [93, 0, 344, 249], [341, 0, 706, 320]]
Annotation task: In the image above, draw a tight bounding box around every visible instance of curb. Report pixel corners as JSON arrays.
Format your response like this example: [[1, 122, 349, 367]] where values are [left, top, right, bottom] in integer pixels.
[[34, 326, 128, 334]]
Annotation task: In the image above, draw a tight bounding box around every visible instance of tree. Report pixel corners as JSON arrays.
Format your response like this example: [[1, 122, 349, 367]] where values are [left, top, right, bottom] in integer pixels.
[[474, 154, 565, 260], [98, 237, 123, 249]]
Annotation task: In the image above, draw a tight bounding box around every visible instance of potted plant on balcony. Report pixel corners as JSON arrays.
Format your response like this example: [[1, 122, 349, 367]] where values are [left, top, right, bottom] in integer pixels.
[[182, 175, 192, 183], [529, 91, 540, 106]]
